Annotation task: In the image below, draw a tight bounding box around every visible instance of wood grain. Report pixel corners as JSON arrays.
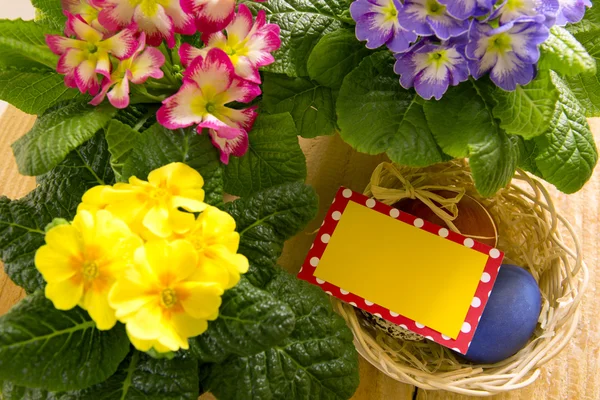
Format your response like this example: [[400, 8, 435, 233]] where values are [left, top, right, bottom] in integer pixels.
[[0, 104, 598, 400]]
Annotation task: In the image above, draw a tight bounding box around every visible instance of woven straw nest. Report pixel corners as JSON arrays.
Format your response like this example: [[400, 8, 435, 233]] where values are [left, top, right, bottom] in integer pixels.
[[332, 161, 588, 396]]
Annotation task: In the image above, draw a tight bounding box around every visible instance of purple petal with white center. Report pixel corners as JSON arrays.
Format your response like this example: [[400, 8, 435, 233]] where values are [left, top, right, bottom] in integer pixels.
[[491, 0, 560, 27], [467, 19, 547, 89], [556, 0, 592, 25], [351, 0, 416, 51], [398, 0, 469, 39], [437, 0, 496, 19], [394, 39, 469, 100]]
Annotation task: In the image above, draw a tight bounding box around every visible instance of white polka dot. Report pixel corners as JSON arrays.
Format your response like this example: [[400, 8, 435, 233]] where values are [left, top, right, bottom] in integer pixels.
[[340, 289, 349, 295], [438, 228, 449, 238], [310, 243, 314, 250], [452, 348, 461, 352], [489, 248, 501, 259], [481, 272, 491, 283], [331, 198, 335, 204], [478, 316, 482, 322], [468, 341, 472, 348], [325, 291, 332, 296], [316, 278, 325, 284], [414, 218, 424, 228], [310, 257, 320, 267], [441, 334, 450, 340], [464, 238, 475, 248], [415, 322, 425, 329], [471, 297, 482, 308], [390, 311, 400, 317], [299, 267, 303, 273], [374, 313, 382, 318], [365, 300, 374, 306], [366, 198, 376, 208], [349, 302, 357, 307], [461, 322, 472, 333], [321, 234, 331, 243], [342, 189, 352, 198], [399, 324, 408, 330], [488, 290, 492, 298], [332, 211, 342, 221], [425, 336, 434, 341], [389, 208, 400, 218], [321, 220, 325, 227]]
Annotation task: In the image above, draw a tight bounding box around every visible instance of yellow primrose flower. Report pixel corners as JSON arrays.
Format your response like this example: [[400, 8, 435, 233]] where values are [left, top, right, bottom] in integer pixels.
[[109, 239, 224, 352], [174, 206, 249, 290], [34, 209, 142, 330], [79, 162, 207, 239]]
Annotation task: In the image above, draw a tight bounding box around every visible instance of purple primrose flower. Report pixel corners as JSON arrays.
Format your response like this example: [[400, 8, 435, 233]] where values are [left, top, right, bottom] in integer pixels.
[[556, 0, 592, 25], [394, 38, 470, 100], [437, 0, 497, 20], [466, 19, 550, 90], [397, 0, 470, 40], [490, 0, 560, 27], [351, 0, 418, 52]]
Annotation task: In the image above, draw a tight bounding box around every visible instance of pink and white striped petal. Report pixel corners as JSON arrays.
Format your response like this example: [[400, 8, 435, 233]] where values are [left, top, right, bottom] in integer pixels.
[[130, 47, 165, 84], [226, 4, 254, 41], [97, 0, 135, 32], [234, 57, 261, 83], [208, 127, 249, 164], [183, 49, 234, 94], [223, 78, 261, 104], [107, 76, 130, 109], [95, 51, 112, 79], [89, 77, 113, 106], [64, 72, 78, 89], [179, 43, 205, 67], [75, 59, 100, 95], [223, 106, 258, 130], [182, 0, 236, 34], [56, 48, 86, 74], [197, 114, 234, 131], [133, 5, 175, 48], [157, 82, 205, 129], [45, 35, 84, 55], [99, 24, 139, 59], [65, 12, 103, 43], [163, 0, 197, 35]]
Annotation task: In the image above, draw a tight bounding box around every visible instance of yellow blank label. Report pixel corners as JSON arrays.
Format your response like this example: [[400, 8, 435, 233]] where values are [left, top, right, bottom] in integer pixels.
[[314, 201, 488, 339]]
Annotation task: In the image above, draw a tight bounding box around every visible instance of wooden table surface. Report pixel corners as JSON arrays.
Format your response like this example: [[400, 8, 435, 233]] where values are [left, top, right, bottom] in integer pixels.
[[1, 105, 599, 400]]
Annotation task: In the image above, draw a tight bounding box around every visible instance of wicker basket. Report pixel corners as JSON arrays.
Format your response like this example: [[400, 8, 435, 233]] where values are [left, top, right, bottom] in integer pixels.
[[332, 161, 588, 396]]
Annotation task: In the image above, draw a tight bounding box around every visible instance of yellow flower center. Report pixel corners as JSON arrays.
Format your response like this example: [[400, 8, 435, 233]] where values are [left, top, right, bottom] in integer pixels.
[[130, 0, 170, 16], [160, 288, 178, 308], [506, 0, 525, 11], [188, 234, 205, 251], [381, 0, 398, 22], [87, 43, 98, 54], [426, 0, 446, 15], [489, 33, 512, 53], [82, 260, 99, 280], [428, 50, 448, 66], [149, 187, 169, 203]]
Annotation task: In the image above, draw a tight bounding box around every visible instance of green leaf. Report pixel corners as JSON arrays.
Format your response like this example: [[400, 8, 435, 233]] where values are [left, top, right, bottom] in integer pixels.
[[225, 182, 318, 288], [202, 270, 359, 400], [539, 26, 597, 76], [516, 138, 543, 176], [1, 381, 58, 400], [1, 133, 114, 293], [0, 19, 59, 70], [262, 74, 337, 138], [492, 70, 559, 139], [0, 69, 79, 115], [224, 113, 306, 196], [564, 25, 600, 117], [307, 28, 373, 89], [121, 124, 224, 207], [337, 52, 446, 167], [533, 73, 598, 194], [423, 81, 519, 196], [566, 4, 600, 35], [59, 351, 199, 400], [242, 0, 348, 77], [0, 292, 129, 392], [189, 276, 295, 363], [31, 0, 67, 31], [113, 105, 158, 132], [105, 120, 140, 182], [11, 101, 116, 176]]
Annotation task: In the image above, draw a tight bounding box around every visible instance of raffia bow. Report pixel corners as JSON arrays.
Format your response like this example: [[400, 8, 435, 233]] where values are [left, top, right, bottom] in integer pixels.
[[364, 162, 467, 234]]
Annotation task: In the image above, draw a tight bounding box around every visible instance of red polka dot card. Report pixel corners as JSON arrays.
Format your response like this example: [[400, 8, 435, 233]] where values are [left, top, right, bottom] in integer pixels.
[[297, 187, 504, 354]]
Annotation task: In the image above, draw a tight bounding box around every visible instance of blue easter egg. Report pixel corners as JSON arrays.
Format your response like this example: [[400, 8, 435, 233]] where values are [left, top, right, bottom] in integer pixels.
[[463, 264, 541, 364]]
